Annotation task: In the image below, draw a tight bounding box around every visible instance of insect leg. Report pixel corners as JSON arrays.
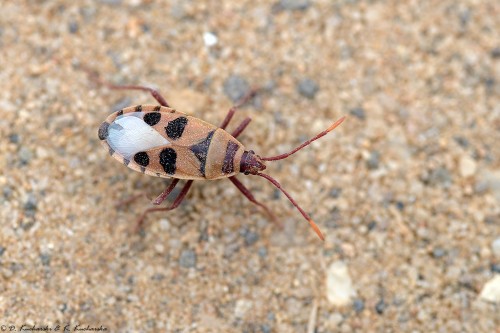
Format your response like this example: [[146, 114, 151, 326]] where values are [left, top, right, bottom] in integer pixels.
[[219, 89, 258, 130], [228, 176, 281, 227], [81, 65, 171, 107], [107, 84, 170, 107], [231, 117, 252, 138], [152, 179, 180, 205], [136, 180, 194, 230]]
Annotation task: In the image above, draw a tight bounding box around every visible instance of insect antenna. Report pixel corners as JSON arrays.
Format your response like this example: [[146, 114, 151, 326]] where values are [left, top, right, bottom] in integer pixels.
[[256, 172, 325, 241], [261, 116, 346, 161]]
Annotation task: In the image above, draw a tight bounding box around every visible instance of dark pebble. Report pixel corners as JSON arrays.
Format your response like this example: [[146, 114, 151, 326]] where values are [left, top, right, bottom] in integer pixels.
[[375, 299, 386, 314], [296, 78, 319, 99], [484, 215, 500, 225], [0, 246, 5, 256], [491, 47, 500, 59], [9, 133, 20, 144], [19, 147, 33, 165], [24, 193, 37, 216], [244, 230, 259, 246], [179, 249, 196, 268], [367, 220, 377, 231], [432, 247, 446, 258], [277, 0, 310, 10], [366, 151, 380, 170], [68, 21, 79, 34], [258, 247, 267, 258], [59, 303, 68, 313], [491, 264, 500, 273], [453, 136, 469, 148], [350, 107, 366, 120], [329, 187, 342, 198], [40, 253, 51, 266], [395, 201, 405, 211], [260, 324, 272, 333], [425, 167, 452, 187], [223, 75, 250, 103], [353, 299, 365, 313], [3, 186, 12, 199]]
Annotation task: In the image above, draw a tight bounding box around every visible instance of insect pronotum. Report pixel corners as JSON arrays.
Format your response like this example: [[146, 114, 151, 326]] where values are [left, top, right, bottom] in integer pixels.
[[97, 83, 345, 240]]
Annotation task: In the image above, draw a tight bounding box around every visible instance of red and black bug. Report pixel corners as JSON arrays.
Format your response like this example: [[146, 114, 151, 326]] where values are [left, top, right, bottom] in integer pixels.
[[98, 84, 345, 240]]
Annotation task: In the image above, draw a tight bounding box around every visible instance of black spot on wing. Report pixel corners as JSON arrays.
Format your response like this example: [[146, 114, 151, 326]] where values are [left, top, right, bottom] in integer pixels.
[[116, 110, 124, 117], [143, 112, 161, 126], [190, 131, 214, 177], [159, 148, 177, 175], [134, 151, 150, 167], [165, 116, 188, 140], [98, 122, 109, 140], [135, 105, 142, 112], [153, 105, 161, 111]]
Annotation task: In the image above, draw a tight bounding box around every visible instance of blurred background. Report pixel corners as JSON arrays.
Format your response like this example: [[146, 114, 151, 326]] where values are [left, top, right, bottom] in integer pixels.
[[0, 0, 499, 332]]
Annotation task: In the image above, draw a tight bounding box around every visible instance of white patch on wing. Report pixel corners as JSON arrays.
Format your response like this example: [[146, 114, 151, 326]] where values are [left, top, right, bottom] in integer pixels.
[[107, 114, 169, 159]]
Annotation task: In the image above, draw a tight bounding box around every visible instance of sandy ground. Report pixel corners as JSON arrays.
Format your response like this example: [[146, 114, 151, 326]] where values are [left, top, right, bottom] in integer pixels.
[[1, 1, 499, 332]]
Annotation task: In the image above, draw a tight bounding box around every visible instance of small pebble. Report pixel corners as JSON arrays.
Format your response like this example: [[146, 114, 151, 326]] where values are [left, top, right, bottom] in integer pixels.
[[491, 47, 500, 59], [491, 264, 500, 273], [426, 167, 452, 187], [353, 299, 365, 313], [260, 324, 271, 333], [203, 32, 218, 47], [179, 249, 196, 268], [375, 299, 386, 314], [366, 151, 380, 170], [492, 238, 500, 257], [0, 247, 5, 256], [9, 133, 20, 144], [367, 220, 377, 231], [296, 78, 319, 99], [432, 247, 446, 258], [326, 261, 355, 306], [453, 136, 469, 148], [24, 193, 37, 216], [479, 275, 500, 303], [329, 187, 342, 198], [459, 155, 477, 177], [40, 253, 51, 266], [243, 230, 259, 246], [19, 147, 33, 165], [278, 0, 310, 10], [395, 201, 405, 211], [349, 107, 366, 120], [68, 21, 79, 34], [3, 186, 12, 199], [223, 75, 250, 103], [474, 180, 488, 194], [484, 215, 499, 225]]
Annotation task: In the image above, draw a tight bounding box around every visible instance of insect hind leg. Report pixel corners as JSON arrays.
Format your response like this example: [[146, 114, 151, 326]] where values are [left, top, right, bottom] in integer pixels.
[[81, 65, 170, 107], [136, 180, 193, 231]]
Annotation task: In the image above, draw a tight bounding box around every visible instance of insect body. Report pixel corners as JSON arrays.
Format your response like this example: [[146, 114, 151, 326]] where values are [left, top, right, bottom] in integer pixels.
[[99, 105, 246, 180], [98, 84, 345, 240]]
